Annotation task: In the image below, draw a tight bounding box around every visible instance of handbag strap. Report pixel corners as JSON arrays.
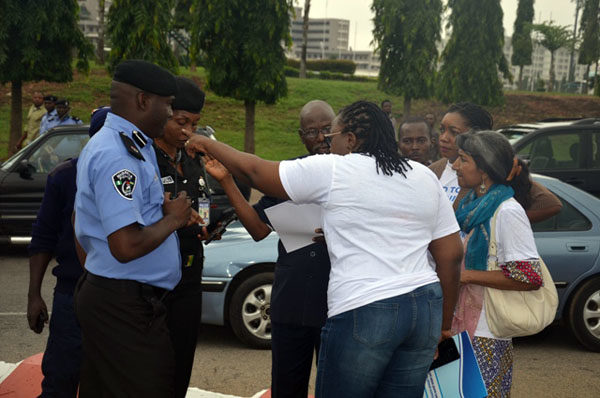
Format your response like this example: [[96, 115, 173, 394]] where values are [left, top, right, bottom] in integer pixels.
[[487, 199, 511, 270]]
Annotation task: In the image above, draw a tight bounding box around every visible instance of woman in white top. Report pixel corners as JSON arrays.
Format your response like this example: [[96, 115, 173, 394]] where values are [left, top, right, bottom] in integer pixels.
[[430, 102, 562, 223], [451, 130, 543, 397], [185, 101, 463, 397]]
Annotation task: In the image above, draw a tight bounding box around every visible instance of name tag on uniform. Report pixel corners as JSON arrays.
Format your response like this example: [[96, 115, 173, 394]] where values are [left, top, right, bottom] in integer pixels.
[[198, 197, 210, 227], [161, 176, 174, 184]]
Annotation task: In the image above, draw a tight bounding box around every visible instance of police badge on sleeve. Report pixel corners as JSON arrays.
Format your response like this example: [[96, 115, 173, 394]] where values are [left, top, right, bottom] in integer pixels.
[[112, 169, 137, 200]]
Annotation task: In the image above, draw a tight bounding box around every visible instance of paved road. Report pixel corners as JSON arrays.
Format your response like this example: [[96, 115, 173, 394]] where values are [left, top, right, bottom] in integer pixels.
[[1, 247, 599, 397]]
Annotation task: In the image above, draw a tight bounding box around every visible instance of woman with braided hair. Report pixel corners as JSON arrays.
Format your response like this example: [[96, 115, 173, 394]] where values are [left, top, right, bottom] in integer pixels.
[[185, 100, 463, 397]]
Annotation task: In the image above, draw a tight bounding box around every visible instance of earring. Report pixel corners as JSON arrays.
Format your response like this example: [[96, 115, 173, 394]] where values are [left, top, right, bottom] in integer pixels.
[[479, 178, 487, 194]]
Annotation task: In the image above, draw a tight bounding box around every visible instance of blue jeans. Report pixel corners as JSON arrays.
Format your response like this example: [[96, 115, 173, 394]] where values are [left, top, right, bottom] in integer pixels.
[[41, 290, 82, 397], [315, 282, 443, 398]]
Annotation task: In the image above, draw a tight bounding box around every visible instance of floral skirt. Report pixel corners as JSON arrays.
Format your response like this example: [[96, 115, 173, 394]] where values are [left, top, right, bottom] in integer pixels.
[[472, 336, 513, 398]]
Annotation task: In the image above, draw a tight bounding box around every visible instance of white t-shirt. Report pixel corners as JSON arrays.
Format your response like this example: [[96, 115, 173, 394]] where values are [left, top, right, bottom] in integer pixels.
[[473, 198, 540, 339], [279, 154, 460, 317], [439, 160, 461, 203]]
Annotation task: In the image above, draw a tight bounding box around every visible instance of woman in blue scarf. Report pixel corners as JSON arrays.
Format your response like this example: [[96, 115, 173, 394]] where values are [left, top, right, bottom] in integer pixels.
[[451, 131, 543, 398]]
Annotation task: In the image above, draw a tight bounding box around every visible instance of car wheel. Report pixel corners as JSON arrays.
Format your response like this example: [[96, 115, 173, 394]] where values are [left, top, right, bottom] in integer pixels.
[[568, 278, 600, 352], [229, 272, 273, 349]]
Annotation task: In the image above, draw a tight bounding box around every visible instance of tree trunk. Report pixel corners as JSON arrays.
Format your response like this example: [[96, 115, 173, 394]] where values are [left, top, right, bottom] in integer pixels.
[[299, 0, 311, 79], [96, 0, 106, 65], [9, 80, 23, 156], [244, 100, 255, 154], [549, 51, 556, 92], [518, 65, 524, 90], [585, 63, 591, 92], [568, 1, 581, 83], [403, 96, 411, 119]]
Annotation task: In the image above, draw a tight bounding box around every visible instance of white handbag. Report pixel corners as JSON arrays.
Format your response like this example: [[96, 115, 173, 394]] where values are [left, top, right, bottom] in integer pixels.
[[484, 203, 559, 338]]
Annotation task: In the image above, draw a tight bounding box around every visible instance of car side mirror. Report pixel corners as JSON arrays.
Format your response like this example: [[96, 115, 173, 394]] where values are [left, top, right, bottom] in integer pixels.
[[17, 159, 35, 180]]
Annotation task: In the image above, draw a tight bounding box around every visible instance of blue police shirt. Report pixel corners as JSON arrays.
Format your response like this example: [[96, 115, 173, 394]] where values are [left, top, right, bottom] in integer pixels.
[[40, 109, 58, 135], [74, 112, 181, 290], [55, 114, 82, 128]]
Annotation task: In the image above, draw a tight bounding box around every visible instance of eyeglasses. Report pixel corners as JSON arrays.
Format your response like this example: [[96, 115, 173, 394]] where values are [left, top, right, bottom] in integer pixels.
[[299, 126, 332, 139], [322, 131, 343, 145]]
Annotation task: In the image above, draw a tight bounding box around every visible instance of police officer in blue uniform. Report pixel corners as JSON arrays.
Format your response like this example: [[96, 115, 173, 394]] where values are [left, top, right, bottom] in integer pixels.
[[153, 76, 210, 398], [74, 60, 194, 396], [39, 95, 58, 136], [26, 107, 109, 397], [51, 99, 83, 130], [204, 100, 334, 398]]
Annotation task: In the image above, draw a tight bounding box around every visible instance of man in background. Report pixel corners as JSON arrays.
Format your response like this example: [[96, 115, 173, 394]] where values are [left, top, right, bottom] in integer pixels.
[[40, 99, 82, 134], [16, 91, 46, 150], [381, 99, 397, 133], [397, 116, 433, 165], [203, 100, 334, 398], [39, 95, 58, 136]]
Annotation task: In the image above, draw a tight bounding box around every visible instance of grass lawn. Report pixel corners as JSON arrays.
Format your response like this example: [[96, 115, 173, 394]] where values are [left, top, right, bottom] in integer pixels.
[[2, 64, 600, 161], [0, 65, 403, 161]]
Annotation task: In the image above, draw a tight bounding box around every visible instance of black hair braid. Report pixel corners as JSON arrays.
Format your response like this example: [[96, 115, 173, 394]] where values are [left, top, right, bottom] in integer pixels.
[[447, 102, 493, 131], [339, 101, 412, 177]]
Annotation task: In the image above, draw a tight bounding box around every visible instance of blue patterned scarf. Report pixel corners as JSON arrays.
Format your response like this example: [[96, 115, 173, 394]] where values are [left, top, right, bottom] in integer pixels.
[[455, 184, 514, 270]]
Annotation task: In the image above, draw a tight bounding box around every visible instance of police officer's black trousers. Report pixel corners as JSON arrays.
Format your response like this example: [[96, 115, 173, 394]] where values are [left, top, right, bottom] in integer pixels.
[[74, 272, 175, 397], [271, 321, 322, 398], [164, 282, 203, 398]]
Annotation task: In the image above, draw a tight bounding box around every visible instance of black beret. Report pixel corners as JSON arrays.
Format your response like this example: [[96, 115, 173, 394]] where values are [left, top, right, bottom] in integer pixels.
[[172, 77, 205, 113], [89, 106, 111, 137], [113, 59, 177, 97], [55, 99, 69, 106], [43, 95, 57, 102]]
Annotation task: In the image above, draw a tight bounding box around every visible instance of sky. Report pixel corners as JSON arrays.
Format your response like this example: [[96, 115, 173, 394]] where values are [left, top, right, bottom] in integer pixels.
[[303, 0, 578, 51]]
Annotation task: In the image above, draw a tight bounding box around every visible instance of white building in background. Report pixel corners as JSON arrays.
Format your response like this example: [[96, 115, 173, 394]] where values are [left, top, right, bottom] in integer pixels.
[[502, 36, 588, 90], [288, 7, 380, 76], [77, 0, 111, 48]]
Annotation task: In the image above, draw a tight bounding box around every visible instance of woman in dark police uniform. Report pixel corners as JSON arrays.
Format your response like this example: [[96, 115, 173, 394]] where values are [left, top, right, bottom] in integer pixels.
[[153, 76, 210, 398]]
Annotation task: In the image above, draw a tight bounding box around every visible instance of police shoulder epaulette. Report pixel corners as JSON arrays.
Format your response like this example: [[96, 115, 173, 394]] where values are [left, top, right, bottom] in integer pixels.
[[119, 132, 145, 161]]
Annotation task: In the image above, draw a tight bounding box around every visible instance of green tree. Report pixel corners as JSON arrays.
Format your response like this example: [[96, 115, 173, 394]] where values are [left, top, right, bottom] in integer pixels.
[[578, 0, 600, 81], [190, 0, 293, 153], [511, 0, 534, 90], [437, 0, 510, 106], [300, 0, 311, 79], [533, 22, 572, 92], [372, 0, 442, 117], [0, 0, 92, 155], [106, 0, 178, 73]]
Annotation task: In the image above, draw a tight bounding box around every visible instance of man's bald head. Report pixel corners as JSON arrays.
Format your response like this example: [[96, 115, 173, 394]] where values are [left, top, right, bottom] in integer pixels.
[[298, 100, 335, 155], [300, 100, 335, 129]]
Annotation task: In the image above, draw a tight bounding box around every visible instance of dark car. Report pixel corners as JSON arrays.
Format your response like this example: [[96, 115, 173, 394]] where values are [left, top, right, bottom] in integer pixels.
[[0, 125, 247, 244], [497, 118, 600, 197]]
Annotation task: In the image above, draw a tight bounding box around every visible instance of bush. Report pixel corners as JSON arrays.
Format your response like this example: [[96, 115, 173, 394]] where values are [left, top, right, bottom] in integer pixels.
[[286, 58, 357, 74], [284, 66, 299, 77]]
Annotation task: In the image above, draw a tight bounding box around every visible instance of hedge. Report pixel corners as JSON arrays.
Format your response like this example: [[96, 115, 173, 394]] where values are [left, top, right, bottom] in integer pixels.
[[284, 66, 374, 82], [286, 58, 357, 74]]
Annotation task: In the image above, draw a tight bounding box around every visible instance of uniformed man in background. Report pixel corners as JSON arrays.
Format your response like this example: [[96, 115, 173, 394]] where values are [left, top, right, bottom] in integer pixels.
[[41, 99, 82, 134], [39, 95, 58, 136], [74, 60, 194, 396]]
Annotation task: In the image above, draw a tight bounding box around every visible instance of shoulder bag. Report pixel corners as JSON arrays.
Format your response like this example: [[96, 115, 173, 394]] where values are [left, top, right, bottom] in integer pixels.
[[484, 203, 559, 338]]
